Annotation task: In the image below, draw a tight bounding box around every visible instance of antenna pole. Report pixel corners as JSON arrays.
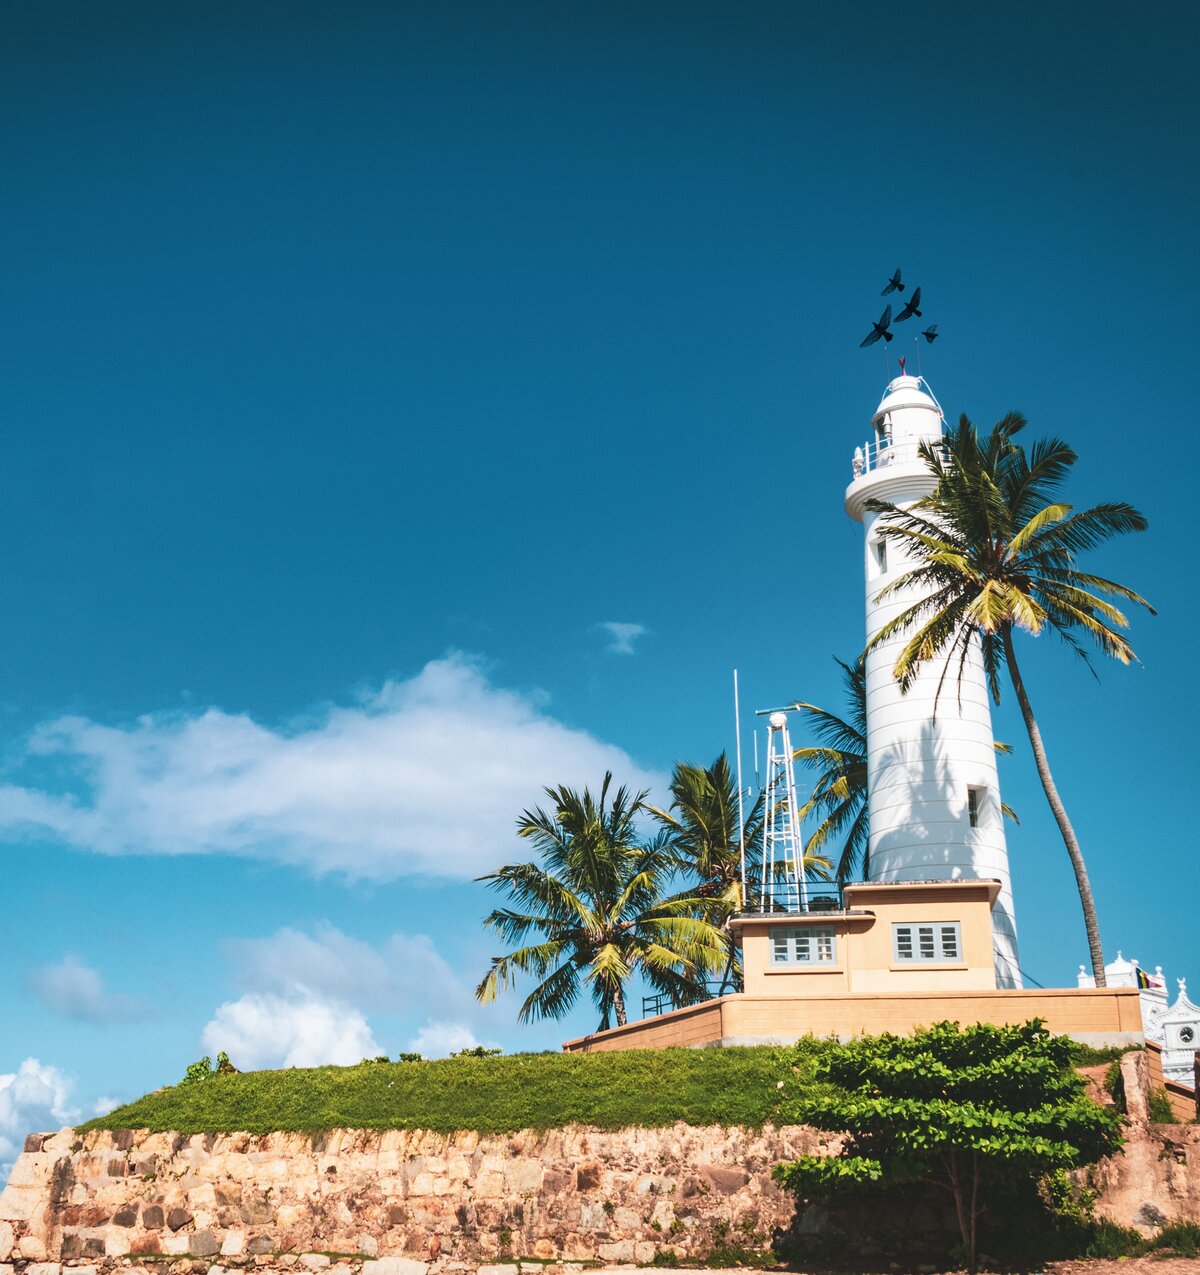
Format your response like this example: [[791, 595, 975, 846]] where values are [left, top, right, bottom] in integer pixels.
[[734, 669, 747, 908]]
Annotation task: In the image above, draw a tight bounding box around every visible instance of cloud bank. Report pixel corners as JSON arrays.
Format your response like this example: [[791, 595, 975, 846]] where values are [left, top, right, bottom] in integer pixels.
[[0, 655, 660, 880], [26, 956, 143, 1024], [0, 1059, 77, 1181], [202, 924, 494, 1068]]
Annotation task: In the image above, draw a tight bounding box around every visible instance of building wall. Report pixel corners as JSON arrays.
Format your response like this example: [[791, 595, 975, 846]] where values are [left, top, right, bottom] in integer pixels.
[[738, 882, 998, 997], [1146, 1040, 1199, 1123], [562, 987, 1143, 1052]]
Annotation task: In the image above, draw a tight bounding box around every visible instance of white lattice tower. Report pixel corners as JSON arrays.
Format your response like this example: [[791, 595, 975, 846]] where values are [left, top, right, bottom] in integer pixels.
[[760, 711, 809, 911]]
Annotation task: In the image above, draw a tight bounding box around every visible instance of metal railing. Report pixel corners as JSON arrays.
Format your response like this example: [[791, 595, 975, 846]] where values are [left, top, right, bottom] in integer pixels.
[[851, 437, 949, 479], [744, 879, 844, 915], [641, 980, 728, 1019]]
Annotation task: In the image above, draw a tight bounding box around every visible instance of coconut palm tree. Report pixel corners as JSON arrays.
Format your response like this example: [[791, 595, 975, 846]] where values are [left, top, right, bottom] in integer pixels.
[[865, 413, 1153, 986], [475, 773, 728, 1029], [793, 656, 1016, 887], [647, 753, 764, 993], [792, 657, 869, 886]]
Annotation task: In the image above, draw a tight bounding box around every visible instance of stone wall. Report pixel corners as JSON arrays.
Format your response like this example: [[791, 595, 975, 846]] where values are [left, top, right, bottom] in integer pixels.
[[2, 1053, 1197, 1275], [0, 1124, 823, 1270]]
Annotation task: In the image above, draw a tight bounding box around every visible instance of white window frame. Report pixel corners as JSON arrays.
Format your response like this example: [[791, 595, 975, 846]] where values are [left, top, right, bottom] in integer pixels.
[[770, 925, 837, 967], [892, 922, 962, 965], [967, 785, 985, 828]]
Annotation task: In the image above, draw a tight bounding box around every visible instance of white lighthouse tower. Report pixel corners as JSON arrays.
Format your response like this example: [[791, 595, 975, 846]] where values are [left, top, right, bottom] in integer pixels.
[[844, 372, 1021, 988]]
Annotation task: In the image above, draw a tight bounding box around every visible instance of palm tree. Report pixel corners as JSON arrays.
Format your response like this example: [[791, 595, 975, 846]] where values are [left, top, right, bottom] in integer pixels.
[[647, 753, 764, 993], [792, 657, 869, 886], [793, 656, 1016, 887], [475, 773, 728, 1029], [865, 413, 1153, 986]]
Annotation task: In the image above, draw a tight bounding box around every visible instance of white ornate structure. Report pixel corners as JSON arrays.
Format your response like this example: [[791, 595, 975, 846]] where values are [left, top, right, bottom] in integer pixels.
[[1080, 953, 1198, 1083], [845, 373, 1020, 988]]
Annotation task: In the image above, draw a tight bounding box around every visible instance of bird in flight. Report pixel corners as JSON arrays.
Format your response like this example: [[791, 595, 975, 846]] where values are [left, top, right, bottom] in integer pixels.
[[881, 268, 905, 295], [921, 324, 939, 343], [860, 305, 894, 347], [895, 287, 923, 323]]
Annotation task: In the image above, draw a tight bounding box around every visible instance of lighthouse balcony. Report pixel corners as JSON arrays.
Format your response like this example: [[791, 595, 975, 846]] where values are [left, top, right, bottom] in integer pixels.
[[851, 435, 949, 479]]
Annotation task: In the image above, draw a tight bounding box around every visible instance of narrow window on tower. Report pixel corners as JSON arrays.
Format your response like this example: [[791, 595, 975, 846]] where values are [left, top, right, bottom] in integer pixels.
[[967, 786, 985, 828], [872, 539, 887, 574]]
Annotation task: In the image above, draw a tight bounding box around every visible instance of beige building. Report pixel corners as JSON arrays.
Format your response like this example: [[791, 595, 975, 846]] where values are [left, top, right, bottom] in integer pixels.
[[563, 879, 1144, 1053]]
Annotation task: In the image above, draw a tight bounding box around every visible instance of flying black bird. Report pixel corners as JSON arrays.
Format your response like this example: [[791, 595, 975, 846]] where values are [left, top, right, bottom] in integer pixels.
[[895, 287, 923, 322], [921, 324, 938, 343], [860, 305, 893, 347], [881, 268, 905, 296]]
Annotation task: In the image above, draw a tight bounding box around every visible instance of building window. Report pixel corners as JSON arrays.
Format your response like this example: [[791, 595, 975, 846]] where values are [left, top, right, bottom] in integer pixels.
[[771, 926, 836, 966], [872, 539, 887, 573], [967, 786, 985, 828], [893, 922, 962, 964]]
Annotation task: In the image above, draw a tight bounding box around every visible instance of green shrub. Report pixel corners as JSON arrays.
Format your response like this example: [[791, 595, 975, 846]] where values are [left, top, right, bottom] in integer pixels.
[[1148, 1086, 1179, 1123], [1084, 1220, 1145, 1259], [181, 1057, 213, 1084], [1103, 1058, 1126, 1111], [1152, 1219, 1200, 1257]]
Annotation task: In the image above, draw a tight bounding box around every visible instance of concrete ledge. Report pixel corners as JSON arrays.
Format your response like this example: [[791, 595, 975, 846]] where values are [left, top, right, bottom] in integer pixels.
[[563, 987, 1144, 1053]]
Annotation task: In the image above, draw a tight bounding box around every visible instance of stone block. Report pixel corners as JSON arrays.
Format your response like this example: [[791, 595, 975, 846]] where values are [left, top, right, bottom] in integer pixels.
[[168, 1207, 194, 1231], [130, 1234, 163, 1256], [112, 1208, 138, 1228], [24, 1135, 49, 1153], [220, 1229, 247, 1256], [476, 1266, 513, 1275], [142, 1205, 166, 1230], [104, 1229, 131, 1258], [190, 1231, 220, 1258], [0, 1221, 11, 1260], [162, 1234, 191, 1256], [25, 1263, 61, 1275], [575, 1165, 601, 1192], [365, 1258, 429, 1275], [634, 1242, 658, 1264], [597, 1240, 635, 1263], [17, 1235, 48, 1261], [700, 1166, 749, 1194], [247, 1236, 275, 1256], [300, 1255, 331, 1270]]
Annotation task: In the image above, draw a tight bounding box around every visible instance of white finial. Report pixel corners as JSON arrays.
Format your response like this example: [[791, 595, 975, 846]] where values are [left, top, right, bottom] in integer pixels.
[[1157, 966, 1164, 978], [1116, 950, 1124, 961], [769, 711, 787, 729], [1179, 977, 1188, 997]]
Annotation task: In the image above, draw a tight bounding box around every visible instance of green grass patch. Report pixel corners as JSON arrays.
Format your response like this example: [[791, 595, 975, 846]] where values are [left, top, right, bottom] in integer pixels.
[[80, 1044, 834, 1136]]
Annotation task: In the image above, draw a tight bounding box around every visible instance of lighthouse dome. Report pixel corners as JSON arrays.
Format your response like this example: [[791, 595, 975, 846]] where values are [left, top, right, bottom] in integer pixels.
[[870, 374, 944, 447]]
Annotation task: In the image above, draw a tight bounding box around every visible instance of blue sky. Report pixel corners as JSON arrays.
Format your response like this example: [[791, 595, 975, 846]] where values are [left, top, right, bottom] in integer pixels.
[[2, 1, 1197, 1171]]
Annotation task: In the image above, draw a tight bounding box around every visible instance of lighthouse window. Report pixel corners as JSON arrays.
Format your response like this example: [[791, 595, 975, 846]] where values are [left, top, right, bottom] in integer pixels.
[[770, 926, 836, 966], [873, 539, 888, 573], [967, 786, 985, 827], [893, 922, 962, 964]]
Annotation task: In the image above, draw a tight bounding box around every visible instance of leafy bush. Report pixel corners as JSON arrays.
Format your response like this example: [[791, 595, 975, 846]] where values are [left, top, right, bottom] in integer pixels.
[[1103, 1058, 1126, 1111], [773, 1020, 1124, 1273], [181, 1057, 213, 1084], [395, 1052, 423, 1063], [450, 1045, 503, 1058], [1148, 1086, 1179, 1123], [1153, 1219, 1200, 1257]]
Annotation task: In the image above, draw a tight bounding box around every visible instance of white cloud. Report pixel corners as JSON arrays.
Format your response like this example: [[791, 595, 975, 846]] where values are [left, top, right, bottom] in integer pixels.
[[202, 994, 382, 1070], [0, 1059, 78, 1181], [224, 925, 471, 1016], [407, 1021, 485, 1058], [26, 955, 142, 1024], [201, 923, 493, 1071], [598, 621, 648, 655], [0, 654, 661, 880]]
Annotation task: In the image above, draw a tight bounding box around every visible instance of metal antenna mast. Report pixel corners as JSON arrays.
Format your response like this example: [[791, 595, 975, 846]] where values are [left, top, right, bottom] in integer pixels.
[[757, 709, 808, 911]]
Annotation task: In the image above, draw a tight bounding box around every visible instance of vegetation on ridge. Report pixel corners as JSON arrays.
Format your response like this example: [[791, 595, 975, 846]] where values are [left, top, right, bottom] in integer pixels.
[[80, 1042, 835, 1136]]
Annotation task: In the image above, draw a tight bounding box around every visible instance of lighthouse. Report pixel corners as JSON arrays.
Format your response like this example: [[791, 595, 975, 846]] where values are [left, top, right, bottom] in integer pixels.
[[844, 373, 1021, 988]]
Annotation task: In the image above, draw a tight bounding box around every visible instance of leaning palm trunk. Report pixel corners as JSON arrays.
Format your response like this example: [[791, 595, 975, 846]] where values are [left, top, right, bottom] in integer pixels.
[[1003, 629, 1106, 987]]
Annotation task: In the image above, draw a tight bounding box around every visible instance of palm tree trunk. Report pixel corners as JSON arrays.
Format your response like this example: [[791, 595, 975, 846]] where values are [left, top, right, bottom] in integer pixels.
[[613, 982, 628, 1027], [1002, 631, 1107, 987]]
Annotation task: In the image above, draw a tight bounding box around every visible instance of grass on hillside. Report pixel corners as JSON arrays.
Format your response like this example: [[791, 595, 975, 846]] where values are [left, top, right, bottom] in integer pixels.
[[81, 1043, 836, 1136]]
